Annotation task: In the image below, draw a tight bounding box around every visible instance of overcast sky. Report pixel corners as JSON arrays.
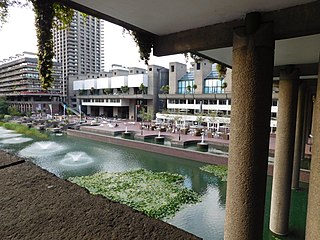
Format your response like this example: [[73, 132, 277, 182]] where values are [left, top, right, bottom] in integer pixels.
[[0, 5, 188, 71]]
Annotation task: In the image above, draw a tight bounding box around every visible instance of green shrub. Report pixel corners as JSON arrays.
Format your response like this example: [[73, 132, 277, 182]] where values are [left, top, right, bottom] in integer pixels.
[[0, 122, 48, 139]]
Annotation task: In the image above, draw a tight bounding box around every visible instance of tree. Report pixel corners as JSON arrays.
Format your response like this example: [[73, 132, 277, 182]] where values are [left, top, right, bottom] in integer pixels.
[[140, 107, 153, 122], [186, 84, 197, 100], [196, 114, 204, 126], [8, 106, 21, 116], [0, 96, 9, 114], [160, 85, 169, 111], [103, 88, 113, 95], [139, 83, 147, 94], [90, 87, 95, 95], [120, 85, 129, 94]]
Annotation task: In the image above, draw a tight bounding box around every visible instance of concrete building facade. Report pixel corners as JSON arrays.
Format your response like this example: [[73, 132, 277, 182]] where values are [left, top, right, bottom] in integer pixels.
[[53, 11, 104, 104], [71, 64, 168, 120], [158, 60, 279, 132], [0, 52, 63, 115]]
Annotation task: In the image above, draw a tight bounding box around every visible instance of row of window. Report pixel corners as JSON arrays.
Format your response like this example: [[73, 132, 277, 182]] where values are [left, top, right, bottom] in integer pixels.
[[82, 99, 121, 103], [168, 99, 231, 105]]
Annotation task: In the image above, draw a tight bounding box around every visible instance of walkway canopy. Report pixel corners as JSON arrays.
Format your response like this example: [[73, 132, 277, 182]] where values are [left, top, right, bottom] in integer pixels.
[[58, 0, 320, 74]]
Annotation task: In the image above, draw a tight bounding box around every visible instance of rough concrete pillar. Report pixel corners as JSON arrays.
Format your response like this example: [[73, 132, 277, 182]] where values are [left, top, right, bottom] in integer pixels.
[[292, 82, 306, 189], [224, 22, 274, 240], [269, 68, 299, 235], [306, 56, 320, 240]]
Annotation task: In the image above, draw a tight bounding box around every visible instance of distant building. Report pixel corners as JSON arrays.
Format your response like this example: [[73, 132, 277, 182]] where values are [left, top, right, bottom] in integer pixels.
[[0, 52, 63, 115], [53, 11, 104, 104], [71, 64, 169, 120], [157, 59, 279, 133]]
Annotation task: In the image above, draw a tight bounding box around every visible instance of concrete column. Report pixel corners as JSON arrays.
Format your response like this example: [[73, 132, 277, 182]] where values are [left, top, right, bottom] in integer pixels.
[[306, 56, 320, 240], [292, 82, 306, 189], [269, 68, 299, 235], [87, 106, 91, 116], [99, 106, 104, 116], [224, 22, 274, 240]]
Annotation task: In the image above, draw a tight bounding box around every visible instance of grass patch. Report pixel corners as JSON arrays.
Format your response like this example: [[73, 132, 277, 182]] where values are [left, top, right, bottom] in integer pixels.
[[0, 122, 48, 139], [200, 164, 228, 181], [69, 169, 200, 219]]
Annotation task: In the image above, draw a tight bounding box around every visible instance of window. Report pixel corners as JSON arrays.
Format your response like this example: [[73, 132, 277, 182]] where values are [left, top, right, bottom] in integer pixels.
[[178, 79, 195, 94], [171, 65, 174, 72], [204, 79, 224, 94], [272, 100, 278, 106], [149, 68, 152, 71], [196, 62, 201, 70], [219, 100, 227, 105]]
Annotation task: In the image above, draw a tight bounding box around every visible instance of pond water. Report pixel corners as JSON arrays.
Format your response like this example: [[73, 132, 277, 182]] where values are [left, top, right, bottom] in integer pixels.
[[0, 127, 308, 240]]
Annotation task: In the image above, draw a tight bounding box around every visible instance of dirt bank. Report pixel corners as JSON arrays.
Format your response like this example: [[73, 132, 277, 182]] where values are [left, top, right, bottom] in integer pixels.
[[0, 151, 200, 240]]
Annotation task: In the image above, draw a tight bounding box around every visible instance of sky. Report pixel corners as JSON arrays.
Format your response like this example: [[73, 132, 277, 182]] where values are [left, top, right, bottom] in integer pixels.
[[0, 5, 188, 71]]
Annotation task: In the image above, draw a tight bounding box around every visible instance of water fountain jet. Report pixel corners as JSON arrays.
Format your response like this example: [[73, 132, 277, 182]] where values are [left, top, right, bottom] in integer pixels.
[[155, 130, 165, 144], [197, 132, 208, 152], [60, 151, 94, 167], [19, 141, 67, 158]]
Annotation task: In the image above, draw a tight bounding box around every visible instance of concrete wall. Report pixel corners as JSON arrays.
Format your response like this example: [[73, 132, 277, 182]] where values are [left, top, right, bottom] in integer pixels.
[[169, 62, 186, 94], [194, 59, 212, 94]]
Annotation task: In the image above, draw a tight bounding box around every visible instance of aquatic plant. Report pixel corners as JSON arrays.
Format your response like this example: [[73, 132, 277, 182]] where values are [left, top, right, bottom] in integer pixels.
[[200, 164, 228, 181], [69, 169, 200, 219]]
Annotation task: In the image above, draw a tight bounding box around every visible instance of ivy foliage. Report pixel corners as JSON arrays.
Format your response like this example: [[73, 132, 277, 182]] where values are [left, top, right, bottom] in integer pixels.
[[30, 0, 74, 90], [124, 29, 153, 65], [69, 169, 200, 219], [31, 0, 55, 90], [216, 63, 228, 89]]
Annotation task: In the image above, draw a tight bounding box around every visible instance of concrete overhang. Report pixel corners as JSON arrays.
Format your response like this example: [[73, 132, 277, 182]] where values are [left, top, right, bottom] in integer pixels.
[[59, 0, 320, 73]]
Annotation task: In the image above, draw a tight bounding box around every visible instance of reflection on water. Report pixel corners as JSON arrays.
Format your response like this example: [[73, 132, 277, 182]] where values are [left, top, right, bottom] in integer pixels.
[[0, 128, 308, 240]]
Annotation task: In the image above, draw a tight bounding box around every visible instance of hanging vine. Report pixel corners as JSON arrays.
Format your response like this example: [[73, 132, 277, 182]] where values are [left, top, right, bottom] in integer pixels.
[[31, 0, 74, 90], [216, 63, 228, 88], [123, 28, 153, 65], [31, 0, 55, 90]]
